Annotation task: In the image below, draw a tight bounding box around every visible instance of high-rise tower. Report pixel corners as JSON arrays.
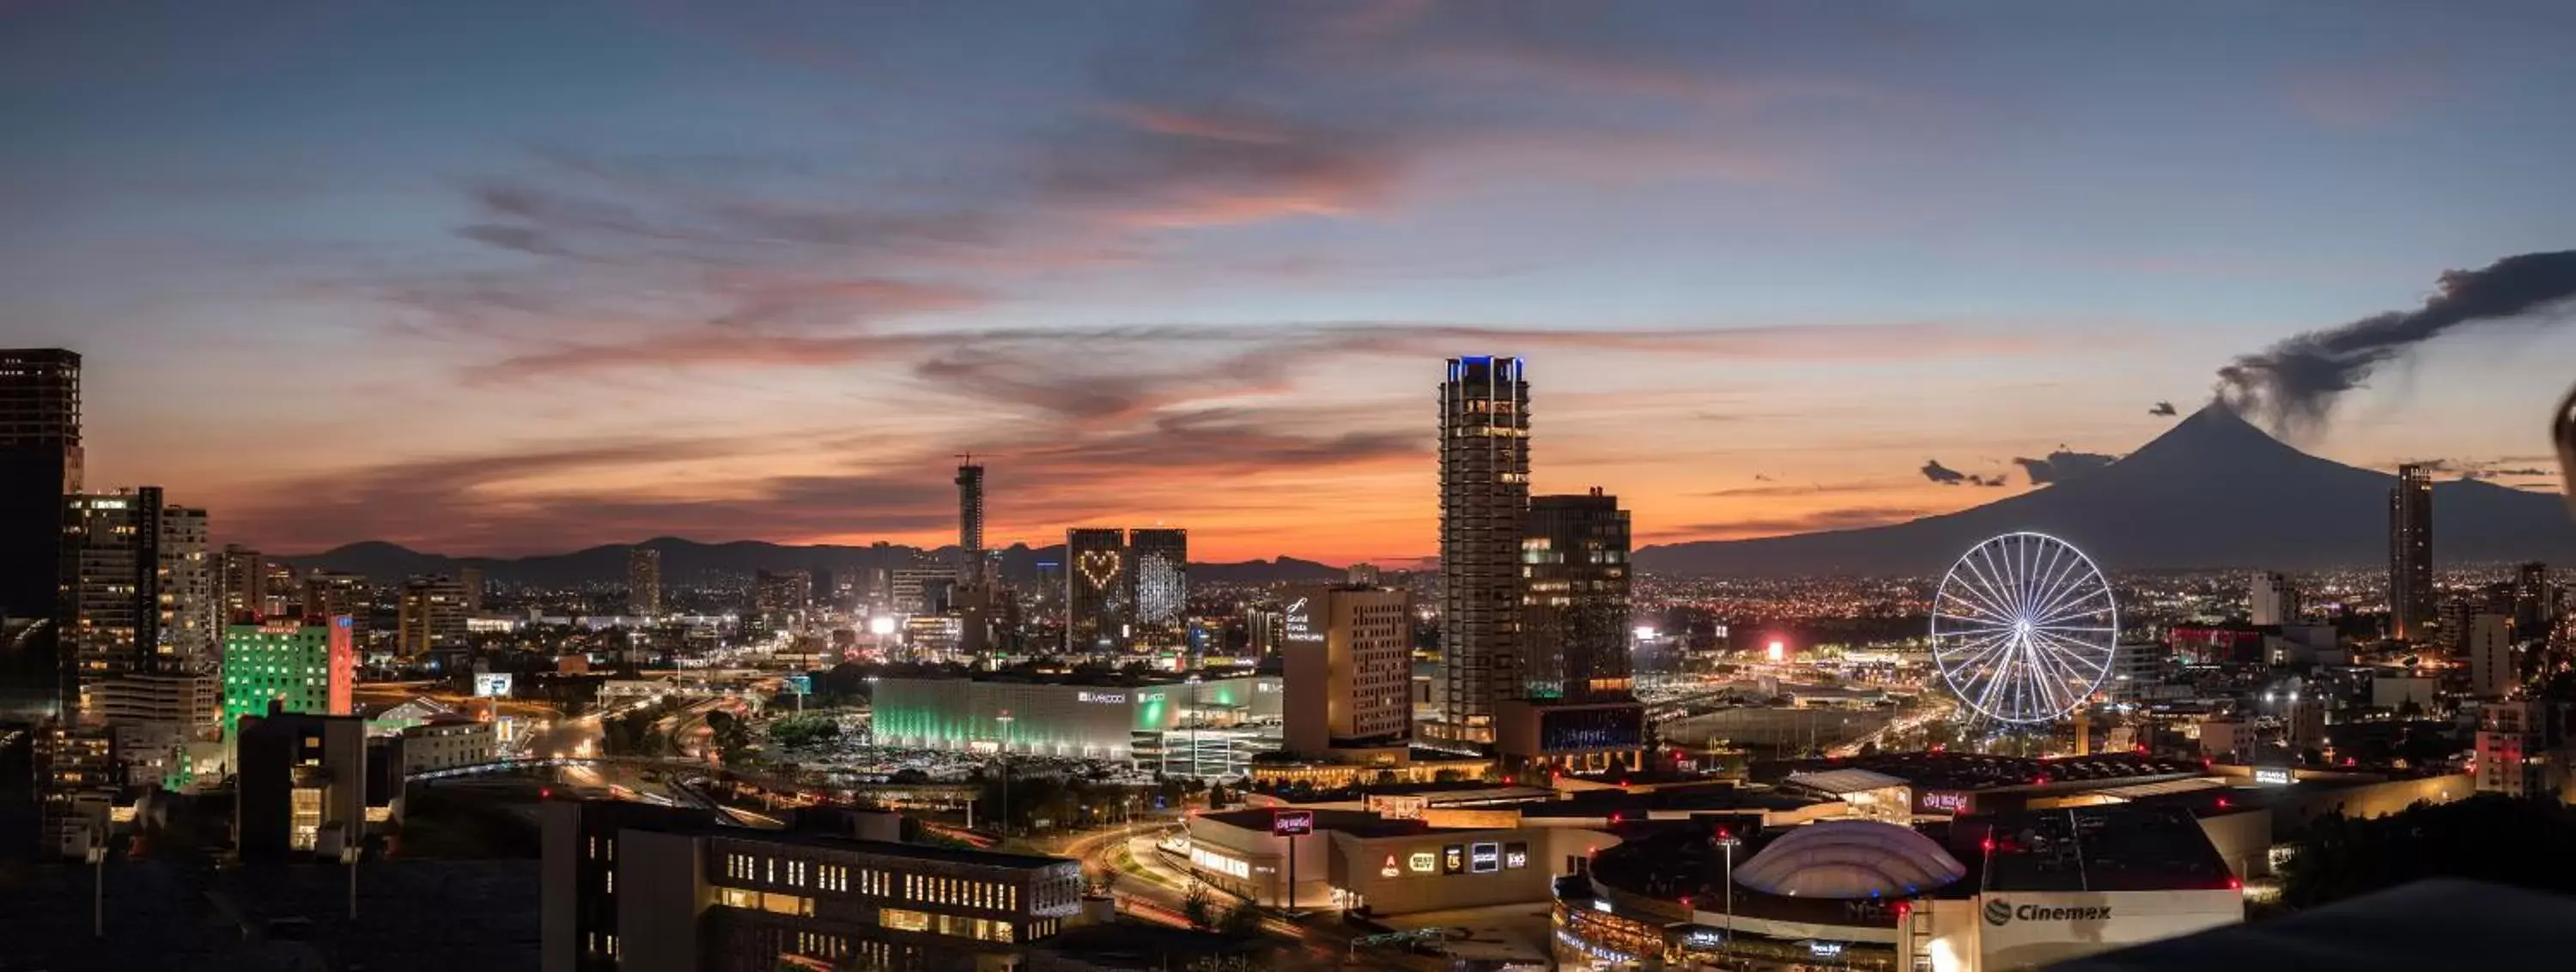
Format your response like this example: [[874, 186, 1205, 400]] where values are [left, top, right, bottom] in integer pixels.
[[1127, 527, 1188, 649], [1522, 489, 1633, 702], [955, 458, 986, 585], [627, 547, 661, 617], [0, 349, 80, 725], [2389, 463, 2433, 641], [1438, 355, 1529, 744], [63, 488, 167, 720], [1065, 528, 1130, 653]]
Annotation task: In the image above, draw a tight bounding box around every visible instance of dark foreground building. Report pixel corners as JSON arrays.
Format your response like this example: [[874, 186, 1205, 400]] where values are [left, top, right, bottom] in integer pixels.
[[543, 800, 1084, 972]]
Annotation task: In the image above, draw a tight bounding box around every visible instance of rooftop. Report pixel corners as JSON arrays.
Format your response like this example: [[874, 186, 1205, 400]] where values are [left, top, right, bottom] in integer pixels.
[[1517, 786, 1829, 819], [1197, 807, 1447, 840], [711, 829, 1077, 871], [1763, 751, 2207, 793], [1783, 768, 1911, 795], [1975, 805, 2238, 893]]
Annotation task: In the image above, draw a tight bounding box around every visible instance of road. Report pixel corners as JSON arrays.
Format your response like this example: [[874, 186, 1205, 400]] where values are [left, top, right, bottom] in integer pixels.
[[1045, 822, 1443, 970]]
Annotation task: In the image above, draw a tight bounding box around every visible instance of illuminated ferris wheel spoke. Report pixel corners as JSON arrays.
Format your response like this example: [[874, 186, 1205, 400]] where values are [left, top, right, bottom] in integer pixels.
[[2032, 589, 2114, 629], [2026, 561, 2105, 624], [2023, 651, 2066, 714], [2026, 545, 2081, 619], [1930, 532, 2119, 725], [1985, 541, 2027, 613], [1955, 554, 2019, 622], [2031, 628, 2113, 675], [2014, 538, 2047, 616], [1946, 556, 2012, 617], [1947, 629, 2019, 674]]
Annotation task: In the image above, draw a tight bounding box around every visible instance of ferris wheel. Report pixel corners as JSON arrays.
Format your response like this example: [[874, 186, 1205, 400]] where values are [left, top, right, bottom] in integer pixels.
[[1929, 532, 2118, 724]]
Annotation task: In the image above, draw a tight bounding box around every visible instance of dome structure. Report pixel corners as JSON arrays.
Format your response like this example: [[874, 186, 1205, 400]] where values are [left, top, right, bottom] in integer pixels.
[[1729, 820, 1967, 899]]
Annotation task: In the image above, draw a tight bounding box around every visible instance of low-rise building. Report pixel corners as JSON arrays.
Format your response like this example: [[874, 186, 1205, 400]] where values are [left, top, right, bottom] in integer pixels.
[[542, 800, 1085, 972], [400, 718, 499, 775], [1181, 805, 1615, 915]]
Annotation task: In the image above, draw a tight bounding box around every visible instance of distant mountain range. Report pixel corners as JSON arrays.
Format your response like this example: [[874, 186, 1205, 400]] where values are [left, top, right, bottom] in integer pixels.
[[283, 538, 1347, 587], [1633, 404, 2576, 576], [290, 404, 2574, 585]]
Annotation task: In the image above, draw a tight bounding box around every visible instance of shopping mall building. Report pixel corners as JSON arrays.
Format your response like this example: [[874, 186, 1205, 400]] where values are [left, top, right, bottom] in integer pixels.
[[867, 672, 1280, 774], [1555, 805, 2244, 972]]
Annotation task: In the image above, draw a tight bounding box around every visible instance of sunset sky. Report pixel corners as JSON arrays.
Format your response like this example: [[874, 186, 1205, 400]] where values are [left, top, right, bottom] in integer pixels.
[[6, 1, 2574, 562]]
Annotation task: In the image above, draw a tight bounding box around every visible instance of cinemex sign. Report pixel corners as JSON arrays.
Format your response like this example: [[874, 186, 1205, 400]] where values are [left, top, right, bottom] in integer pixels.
[[1984, 898, 2113, 926]]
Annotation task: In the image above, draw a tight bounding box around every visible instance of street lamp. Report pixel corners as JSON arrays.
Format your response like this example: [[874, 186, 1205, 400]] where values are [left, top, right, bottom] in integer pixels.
[[342, 843, 361, 921], [995, 712, 1015, 842], [1716, 830, 1741, 959], [86, 843, 106, 939]]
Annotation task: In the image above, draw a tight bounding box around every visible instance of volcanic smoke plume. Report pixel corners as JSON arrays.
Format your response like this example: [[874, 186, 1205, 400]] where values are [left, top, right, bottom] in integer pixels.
[[2216, 249, 2576, 434]]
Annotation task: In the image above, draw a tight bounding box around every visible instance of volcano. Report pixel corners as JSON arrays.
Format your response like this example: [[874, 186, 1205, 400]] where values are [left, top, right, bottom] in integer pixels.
[[1633, 404, 2576, 576]]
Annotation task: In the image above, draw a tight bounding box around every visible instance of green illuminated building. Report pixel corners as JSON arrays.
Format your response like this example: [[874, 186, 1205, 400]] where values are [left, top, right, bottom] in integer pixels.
[[222, 617, 355, 736]]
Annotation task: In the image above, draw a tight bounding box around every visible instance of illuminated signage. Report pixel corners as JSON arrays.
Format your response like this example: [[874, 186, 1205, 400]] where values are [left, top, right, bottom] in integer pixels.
[[1682, 928, 1725, 950], [1189, 847, 1250, 879], [1273, 810, 1315, 836], [2252, 767, 2294, 786], [1283, 598, 1323, 644], [1076, 691, 1127, 704], [1504, 842, 1528, 869], [1407, 852, 1437, 873], [1380, 854, 1400, 878], [1591, 900, 1612, 914], [784, 675, 811, 696], [1807, 941, 1845, 959], [1371, 795, 1429, 820], [1442, 844, 1465, 875], [472, 673, 513, 698], [1984, 899, 2112, 926], [1470, 842, 1500, 873], [1917, 790, 1972, 815]]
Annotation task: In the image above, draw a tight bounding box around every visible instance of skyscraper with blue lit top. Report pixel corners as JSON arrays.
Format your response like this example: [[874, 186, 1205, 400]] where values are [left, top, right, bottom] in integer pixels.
[[1437, 355, 1528, 744]]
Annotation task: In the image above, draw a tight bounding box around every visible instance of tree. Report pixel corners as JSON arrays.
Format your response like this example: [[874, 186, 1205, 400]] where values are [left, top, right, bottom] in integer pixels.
[[2281, 795, 2576, 909], [1182, 884, 1216, 931], [768, 714, 840, 749], [602, 708, 666, 757], [706, 710, 756, 766], [1217, 900, 1265, 938]]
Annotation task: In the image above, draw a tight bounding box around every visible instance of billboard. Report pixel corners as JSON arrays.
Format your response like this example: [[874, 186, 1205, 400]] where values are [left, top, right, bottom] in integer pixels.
[[1273, 810, 1315, 836], [784, 674, 812, 696], [1978, 890, 2243, 969], [1917, 789, 1975, 816], [473, 672, 514, 698], [2251, 766, 2294, 786]]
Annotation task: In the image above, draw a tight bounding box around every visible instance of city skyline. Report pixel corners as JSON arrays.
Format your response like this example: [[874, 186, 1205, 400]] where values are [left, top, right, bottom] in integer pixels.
[[8, 3, 2576, 562]]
